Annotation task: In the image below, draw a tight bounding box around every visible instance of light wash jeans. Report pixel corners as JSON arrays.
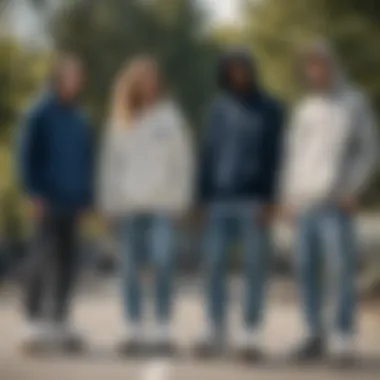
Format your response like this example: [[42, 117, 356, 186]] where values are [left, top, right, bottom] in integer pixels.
[[117, 214, 175, 324], [296, 206, 357, 337], [203, 202, 271, 333]]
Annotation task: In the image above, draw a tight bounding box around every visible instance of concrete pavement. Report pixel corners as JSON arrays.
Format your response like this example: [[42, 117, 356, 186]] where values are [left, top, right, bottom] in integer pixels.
[[0, 281, 379, 380]]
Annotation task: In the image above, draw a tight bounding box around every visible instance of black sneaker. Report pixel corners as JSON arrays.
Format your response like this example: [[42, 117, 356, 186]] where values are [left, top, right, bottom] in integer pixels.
[[61, 335, 85, 354], [237, 346, 265, 363], [21, 338, 50, 356], [193, 336, 226, 359], [117, 338, 144, 357], [151, 340, 178, 357], [292, 336, 325, 362], [332, 353, 356, 368]]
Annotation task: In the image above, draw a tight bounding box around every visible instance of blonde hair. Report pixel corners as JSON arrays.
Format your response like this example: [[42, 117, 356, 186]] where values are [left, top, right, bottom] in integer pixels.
[[110, 56, 163, 127]]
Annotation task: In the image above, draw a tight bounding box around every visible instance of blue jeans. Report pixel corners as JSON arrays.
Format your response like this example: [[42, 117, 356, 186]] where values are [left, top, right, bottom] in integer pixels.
[[296, 206, 357, 337], [118, 214, 175, 324], [203, 202, 271, 332]]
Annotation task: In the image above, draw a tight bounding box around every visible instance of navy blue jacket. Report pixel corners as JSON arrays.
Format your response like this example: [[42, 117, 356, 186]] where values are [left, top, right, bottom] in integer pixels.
[[199, 49, 285, 204], [199, 93, 285, 204], [18, 92, 94, 210]]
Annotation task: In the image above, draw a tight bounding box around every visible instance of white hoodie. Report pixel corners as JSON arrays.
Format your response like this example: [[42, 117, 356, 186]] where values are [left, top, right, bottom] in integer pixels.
[[282, 44, 378, 209], [97, 100, 194, 216]]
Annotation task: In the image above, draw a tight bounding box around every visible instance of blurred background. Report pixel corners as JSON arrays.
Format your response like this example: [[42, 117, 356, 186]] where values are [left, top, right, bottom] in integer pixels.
[[1, 0, 380, 296], [0, 1, 380, 380]]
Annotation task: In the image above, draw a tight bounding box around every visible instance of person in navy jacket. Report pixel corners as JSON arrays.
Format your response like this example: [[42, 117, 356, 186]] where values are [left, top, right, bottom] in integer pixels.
[[195, 48, 285, 359], [17, 53, 94, 351]]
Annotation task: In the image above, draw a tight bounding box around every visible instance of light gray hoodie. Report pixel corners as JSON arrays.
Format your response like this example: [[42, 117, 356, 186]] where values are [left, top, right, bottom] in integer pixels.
[[97, 99, 195, 216], [282, 42, 378, 209]]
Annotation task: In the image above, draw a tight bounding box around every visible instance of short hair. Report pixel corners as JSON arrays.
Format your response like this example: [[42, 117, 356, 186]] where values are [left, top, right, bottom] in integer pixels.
[[50, 51, 84, 86]]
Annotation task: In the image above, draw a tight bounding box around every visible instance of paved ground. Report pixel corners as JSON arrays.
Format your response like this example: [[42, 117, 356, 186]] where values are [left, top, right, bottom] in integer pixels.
[[0, 281, 379, 380]]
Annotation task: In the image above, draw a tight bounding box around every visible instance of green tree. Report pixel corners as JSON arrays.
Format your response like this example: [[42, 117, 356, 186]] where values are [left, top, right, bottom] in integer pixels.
[[242, 0, 380, 105], [242, 0, 380, 204], [0, 36, 49, 238], [44, 0, 219, 133]]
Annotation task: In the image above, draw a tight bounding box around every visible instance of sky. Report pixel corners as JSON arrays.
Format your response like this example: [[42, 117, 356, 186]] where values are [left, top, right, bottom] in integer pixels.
[[201, 0, 242, 24]]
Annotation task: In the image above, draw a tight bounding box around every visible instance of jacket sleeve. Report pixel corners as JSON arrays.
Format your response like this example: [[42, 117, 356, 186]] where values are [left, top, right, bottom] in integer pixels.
[[262, 102, 286, 203], [198, 101, 220, 204], [170, 111, 196, 213], [278, 106, 303, 205], [81, 115, 96, 208], [17, 105, 45, 198], [339, 95, 379, 197], [96, 124, 123, 215]]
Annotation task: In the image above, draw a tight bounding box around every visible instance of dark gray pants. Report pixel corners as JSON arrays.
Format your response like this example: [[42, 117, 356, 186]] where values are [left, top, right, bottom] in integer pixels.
[[24, 210, 79, 323]]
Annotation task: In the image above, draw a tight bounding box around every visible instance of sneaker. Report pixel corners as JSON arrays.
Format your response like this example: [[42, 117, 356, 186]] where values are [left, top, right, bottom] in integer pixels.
[[193, 327, 227, 358], [292, 336, 325, 362], [20, 321, 53, 354], [235, 329, 264, 362], [329, 334, 355, 366], [117, 324, 144, 357], [54, 323, 85, 353], [150, 323, 177, 357]]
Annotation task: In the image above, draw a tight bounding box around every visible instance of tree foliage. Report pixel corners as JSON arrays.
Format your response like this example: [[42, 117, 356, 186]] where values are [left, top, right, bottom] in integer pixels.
[[242, 0, 380, 203], [242, 0, 380, 105], [0, 37, 49, 237], [49, 0, 219, 133]]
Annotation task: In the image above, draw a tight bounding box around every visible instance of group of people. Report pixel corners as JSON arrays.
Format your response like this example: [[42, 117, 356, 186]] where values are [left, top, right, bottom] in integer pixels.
[[17, 41, 378, 363]]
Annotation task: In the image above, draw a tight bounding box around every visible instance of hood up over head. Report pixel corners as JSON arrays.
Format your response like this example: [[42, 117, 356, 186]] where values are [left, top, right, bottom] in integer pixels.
[[217, 48, 261, 104], [300, 40, 349, 93]]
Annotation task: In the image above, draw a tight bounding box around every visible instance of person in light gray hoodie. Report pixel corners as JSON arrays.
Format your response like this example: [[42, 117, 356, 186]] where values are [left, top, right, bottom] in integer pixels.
[[282, 41, 378, 362], [98, 56, 194, 356]]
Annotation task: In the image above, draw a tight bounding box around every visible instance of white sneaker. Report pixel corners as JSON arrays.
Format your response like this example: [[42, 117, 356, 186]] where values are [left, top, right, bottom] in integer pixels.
[[329, 333, 355, 361], [150, 323, 177, 354], [118, 323, 144, 355], [123, 323, 143, 342], [193, 325, 227, 357], [21, 321, 54, 352], [151, 323, 172, 345], [235, 328, 264, 361], [235, 328, 261, 350], [54, 323, 85, 351]]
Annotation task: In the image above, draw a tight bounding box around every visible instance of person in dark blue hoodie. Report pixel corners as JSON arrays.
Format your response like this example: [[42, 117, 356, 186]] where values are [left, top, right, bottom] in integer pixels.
[[195, 49, 285, 359], [17, 53, 94, 351]]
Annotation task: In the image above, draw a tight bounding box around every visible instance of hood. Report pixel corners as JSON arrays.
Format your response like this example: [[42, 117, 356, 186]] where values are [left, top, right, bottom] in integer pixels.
[[217, 48, 260, 97], [300, 40, 349, 93]]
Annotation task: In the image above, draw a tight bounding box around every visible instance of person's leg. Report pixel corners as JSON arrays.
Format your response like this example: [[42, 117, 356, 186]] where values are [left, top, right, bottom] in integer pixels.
[[151, 215, 175, 324], [22, 212, 53, 346], [23, 213, 51, 322], [336, 214, 356, 337], [197, 205, 231, 352], [119, 216, 144, 336], [238, 204, 271, 356], [319, 210, 357, 360], [47, 212, 84, 350], [149, 214, 176, 348], [293, 210, 325, 360], [51, 213, 79, 324]]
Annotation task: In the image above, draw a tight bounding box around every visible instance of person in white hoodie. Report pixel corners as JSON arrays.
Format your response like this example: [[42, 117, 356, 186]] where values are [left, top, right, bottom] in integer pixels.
[[282, 41, 378, 362], [98, 57, 194, 355]]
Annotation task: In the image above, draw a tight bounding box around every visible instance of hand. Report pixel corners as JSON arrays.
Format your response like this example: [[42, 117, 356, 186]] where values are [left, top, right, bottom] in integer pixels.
[[258, 204, 277, 226], [106, 216, 119, 230], [193, 206, 207, 226], [338, 196, 358, 215], [280, 204, 298, 224], [80, 206, 93, 219], [29, 198, 44, 220]]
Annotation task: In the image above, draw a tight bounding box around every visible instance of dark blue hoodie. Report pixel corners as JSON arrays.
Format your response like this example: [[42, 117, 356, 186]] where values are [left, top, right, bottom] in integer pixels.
[[199, 50, 285, 203], [18, 91, 94, 210]]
